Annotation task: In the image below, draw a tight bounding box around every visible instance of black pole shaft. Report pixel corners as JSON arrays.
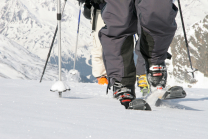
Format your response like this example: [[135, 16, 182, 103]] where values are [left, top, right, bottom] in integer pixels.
[[40, 0, 67, 83], [177, 0, 194, 78]]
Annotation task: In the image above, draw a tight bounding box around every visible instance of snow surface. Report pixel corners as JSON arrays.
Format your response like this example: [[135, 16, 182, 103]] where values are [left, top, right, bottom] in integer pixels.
[[0, 78, 208, 139]]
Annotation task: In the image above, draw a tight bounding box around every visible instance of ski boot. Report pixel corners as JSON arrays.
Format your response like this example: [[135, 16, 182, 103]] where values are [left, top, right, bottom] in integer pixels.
[[106, 78, 151, 110], [136, 74, 150, 96], [148, 63, 167, 89], [97, 76, 108, 85], [112, 81, 136, 109]]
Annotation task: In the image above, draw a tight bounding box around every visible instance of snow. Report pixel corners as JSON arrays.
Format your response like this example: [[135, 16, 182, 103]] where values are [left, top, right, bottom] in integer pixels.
[[0, 78, 208, 139]]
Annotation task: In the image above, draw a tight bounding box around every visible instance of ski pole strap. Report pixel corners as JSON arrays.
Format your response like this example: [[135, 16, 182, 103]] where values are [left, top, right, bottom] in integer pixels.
[[92, 7, 97, 31]]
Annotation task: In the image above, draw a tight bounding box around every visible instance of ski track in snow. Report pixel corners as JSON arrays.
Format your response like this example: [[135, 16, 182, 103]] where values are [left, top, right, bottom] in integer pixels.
[[0, 78, 208, 139]]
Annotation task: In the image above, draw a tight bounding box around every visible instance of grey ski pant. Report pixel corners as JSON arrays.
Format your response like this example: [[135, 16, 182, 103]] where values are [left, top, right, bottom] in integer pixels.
[[99, 0, 178, 86]]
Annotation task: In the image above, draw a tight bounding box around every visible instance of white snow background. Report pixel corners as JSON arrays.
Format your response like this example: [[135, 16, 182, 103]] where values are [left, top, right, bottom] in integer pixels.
[[0, 78, 208, 139]]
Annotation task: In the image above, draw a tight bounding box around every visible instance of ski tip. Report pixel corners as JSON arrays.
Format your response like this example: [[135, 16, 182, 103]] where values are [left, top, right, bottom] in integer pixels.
[[129, 99, 152, 111], [144, 103, 152, 111], [161, 86, 186, 100]]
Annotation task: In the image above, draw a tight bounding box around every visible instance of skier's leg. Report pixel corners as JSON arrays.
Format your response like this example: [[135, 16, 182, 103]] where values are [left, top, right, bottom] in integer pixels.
[[135, 0, 178, 87], [99, 0, 137, 86], [99, 0, 137, 108], [137, 0, 177, 65], [91, 9, 108, 84]]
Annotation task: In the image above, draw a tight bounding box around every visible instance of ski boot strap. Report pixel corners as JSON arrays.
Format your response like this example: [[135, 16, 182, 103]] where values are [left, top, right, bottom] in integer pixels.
[[149, 65, 166, 72]]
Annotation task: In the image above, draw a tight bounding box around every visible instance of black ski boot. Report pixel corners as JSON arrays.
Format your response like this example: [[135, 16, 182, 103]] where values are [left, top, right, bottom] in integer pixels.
[[148, 63, 167, 88], [106, 78, 151, 110], [112, 81, 135, 109]]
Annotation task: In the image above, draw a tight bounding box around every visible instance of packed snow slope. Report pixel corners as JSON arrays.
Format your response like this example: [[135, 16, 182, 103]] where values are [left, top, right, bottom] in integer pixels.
[[0, 78, 208, 139]]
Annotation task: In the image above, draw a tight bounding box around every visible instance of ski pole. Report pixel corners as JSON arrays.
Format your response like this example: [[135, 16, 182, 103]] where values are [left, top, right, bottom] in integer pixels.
[[40, 0, 68, 83], [177, 0, 197, 82], [73, 3, 82, 70]]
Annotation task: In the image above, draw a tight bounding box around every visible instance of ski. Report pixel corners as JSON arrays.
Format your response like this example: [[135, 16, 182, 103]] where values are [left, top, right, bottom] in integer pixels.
[[129, 99, 152, 111], [159, 86, 186, 100], [130, 86, 186, 110], [155, 86, 186, 106]]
